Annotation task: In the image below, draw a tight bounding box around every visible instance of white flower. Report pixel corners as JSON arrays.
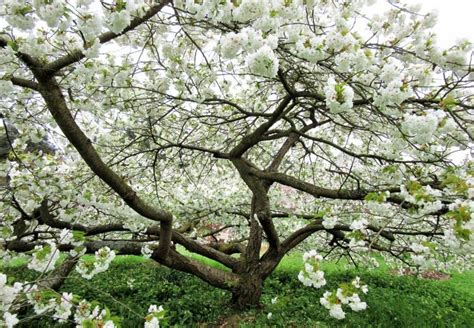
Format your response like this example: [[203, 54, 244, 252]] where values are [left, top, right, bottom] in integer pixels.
[[299, 251, 326, 289], [33, 0, 65, 27], [350, 219, 369, 231], [348, 294, 367, 312], [352, 277, 369, 294], [336, 288, 350, 305], [349, 238, 365, 249], [322, 216, 338, 229], [148, 305, 163, 313], [401, 112, 439, 144], [324, 77, 354, 113], [28, 242, 60, 273], [303, 250, 321, 262], [104, 321, 116, 328], [361, 285, 369, 294], [220, 32, 246, 59], [410, 243, 430, 254], [0, 80, 14, 95], [80, 15, 104, 41], [76, 247, 115, 279], [59, 229, 73, 244], [329, 304, 346, 320], [114, 70, 130, 87], [53, 292, 74, 322], [4, 1, 35, 30], [145, 317, 160, 328], [33, 297, 56, 315], [84, 39, 101, 59], [295, 36, 325, 63], [233, 0, 267, 23], [145, 304, 164, 328], [108, 10, 131, 34], [271, 296, 278, 304], [3, 312, 19, 328], [0, 274, 23, 313], [246, 45, 279, 78], [411, 254, 427, 267], [267, 312, 272, 320], [320, 291, 333, 309], [141, 244, 154, 258]]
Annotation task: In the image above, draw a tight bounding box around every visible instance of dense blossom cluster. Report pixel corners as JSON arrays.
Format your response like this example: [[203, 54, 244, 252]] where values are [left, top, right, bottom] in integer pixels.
[[324, 78, 354, 113], [0, 274, 22, 327]]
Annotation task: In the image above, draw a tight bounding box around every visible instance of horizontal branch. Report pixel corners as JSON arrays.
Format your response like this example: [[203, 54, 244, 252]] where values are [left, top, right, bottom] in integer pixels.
[[10, 76, 40, 91]]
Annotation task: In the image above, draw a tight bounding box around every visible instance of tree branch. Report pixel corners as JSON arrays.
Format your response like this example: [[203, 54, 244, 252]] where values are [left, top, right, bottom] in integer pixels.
[[43, 1, 172, 74]]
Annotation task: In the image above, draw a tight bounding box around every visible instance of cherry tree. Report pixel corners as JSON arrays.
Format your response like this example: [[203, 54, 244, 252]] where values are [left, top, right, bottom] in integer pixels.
[[0, 0, 473, 325]]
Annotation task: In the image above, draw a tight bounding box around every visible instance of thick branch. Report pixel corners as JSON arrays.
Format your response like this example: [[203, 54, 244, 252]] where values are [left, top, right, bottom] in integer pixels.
[[35, 203, 237, 269], [253, 170, 368, 200], [10, 76, 40, 91], [37, 256, 79, 291], [155, 248, 239, 291], [34, 75, 172, 259]]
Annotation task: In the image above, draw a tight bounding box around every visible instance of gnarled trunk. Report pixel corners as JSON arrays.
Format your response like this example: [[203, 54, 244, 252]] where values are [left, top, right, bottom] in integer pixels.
[[231, 273, 264, 309]]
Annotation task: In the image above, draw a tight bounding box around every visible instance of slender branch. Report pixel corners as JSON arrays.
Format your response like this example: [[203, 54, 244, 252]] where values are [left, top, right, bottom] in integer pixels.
[[229, 95, 294, 158], [43, 0, 172, 74]]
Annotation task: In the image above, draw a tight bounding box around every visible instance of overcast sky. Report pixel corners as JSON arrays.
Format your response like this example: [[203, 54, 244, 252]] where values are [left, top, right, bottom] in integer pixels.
[[417, 0, 474, 47]]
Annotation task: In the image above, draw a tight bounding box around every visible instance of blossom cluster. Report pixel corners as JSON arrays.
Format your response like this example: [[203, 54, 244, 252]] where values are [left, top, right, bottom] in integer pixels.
[[298, 250, 327, 288], [76, 247, 116, 280], [0, 272, 164, 327], [144, 304, 166, 328], [27, 242, 61, 273], [298, 252, 369, 320], [320, 277, 369, 320], [0, 274, 22, 327], [220, 27, 280, 78], [324, 78, 355, 114]]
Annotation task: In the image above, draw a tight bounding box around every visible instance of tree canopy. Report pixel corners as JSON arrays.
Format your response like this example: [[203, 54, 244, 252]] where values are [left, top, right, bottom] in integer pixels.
[[0, 0, 473, 326]]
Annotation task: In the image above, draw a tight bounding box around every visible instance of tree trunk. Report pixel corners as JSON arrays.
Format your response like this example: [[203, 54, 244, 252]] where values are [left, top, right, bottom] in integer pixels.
[[231, 273, 263, 309]]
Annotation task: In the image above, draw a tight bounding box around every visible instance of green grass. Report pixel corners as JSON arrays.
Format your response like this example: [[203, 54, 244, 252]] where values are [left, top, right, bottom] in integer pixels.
[[2, 253, 473, 327], [445, 270, 474, 296]]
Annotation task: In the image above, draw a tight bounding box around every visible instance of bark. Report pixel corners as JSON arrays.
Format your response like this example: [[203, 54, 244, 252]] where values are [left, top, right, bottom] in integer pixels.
[[231, 273, 264, 309], [229, 214, 269, 308], [37, 256, 79, 291]]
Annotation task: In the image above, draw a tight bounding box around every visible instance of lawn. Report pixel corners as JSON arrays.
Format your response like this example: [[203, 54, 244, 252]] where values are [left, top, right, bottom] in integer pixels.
[[2, 252, 473, 327]]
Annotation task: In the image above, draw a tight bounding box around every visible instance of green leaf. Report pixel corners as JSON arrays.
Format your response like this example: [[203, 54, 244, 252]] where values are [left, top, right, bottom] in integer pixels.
[[7, 40, 19, 52], [73, 230, 86, 242], [364, 192, 385, 203], [440, 94, 457, 110]]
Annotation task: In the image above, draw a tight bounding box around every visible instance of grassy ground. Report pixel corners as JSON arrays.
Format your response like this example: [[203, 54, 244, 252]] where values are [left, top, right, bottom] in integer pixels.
[[2, 252, 473, 327]]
